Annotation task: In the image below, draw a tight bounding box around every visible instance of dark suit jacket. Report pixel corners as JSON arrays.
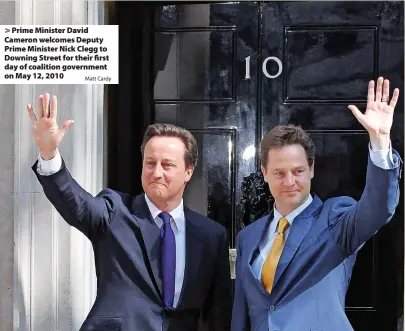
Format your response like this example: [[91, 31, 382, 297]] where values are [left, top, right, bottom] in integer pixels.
[[32, 159, 232, 331]]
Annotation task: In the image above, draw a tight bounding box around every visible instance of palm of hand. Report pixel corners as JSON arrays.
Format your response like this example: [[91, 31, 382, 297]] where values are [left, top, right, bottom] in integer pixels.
[[363, 100, 394, 136], [27, 93, 74, 156], [33, 118, 61, 150], [348, 78, 399, 137]]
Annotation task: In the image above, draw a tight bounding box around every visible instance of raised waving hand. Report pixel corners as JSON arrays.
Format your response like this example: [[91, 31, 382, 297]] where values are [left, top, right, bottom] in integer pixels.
[[27, 93, 74, 160]]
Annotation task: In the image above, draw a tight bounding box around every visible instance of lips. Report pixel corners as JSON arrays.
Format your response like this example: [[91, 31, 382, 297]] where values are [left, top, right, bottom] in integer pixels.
[[150, 183, 166, 186]]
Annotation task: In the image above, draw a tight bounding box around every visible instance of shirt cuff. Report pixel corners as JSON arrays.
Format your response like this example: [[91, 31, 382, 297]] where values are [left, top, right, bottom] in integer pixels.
[[37, 150, 62, 175], [368, 142, 396, 169]]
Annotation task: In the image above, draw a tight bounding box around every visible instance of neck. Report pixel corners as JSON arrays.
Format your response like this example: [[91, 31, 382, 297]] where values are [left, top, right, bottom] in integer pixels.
[[148, 195, 182, 213], [275, 205, 294, 217], [275, 194, 310, 216]]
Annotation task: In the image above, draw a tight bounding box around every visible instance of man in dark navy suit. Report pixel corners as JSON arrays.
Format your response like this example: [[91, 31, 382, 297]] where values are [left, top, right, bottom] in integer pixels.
[[27, 94, 232, 331]]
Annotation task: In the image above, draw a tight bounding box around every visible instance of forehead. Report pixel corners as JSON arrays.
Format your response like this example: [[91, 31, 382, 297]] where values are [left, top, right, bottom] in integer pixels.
[[266, 144, 309, 168], [144, 136, 185, 159]]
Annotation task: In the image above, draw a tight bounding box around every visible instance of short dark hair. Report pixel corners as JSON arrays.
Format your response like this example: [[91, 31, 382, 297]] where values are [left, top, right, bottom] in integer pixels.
[[141, 123, 198, 168], [260, 124, 316, 169]]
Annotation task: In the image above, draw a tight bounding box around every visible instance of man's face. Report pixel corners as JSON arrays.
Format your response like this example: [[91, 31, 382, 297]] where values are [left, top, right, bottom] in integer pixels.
[[141, 136, 193, 205], [261, 144, 314, 215]]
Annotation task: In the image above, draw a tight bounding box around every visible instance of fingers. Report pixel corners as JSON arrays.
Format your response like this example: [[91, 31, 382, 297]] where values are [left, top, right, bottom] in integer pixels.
[[36, 93, 57, 119], [382, 79, 389, 102], [38, 95, 44, 118], [43, 93, 50, 118], [389, 88, 400, 109], [375, 77, 383, 101], [50, 95, 57, 119], [348, 105, 365, 126], [367, 80, 375, 104], [27, 104, 36, 124]]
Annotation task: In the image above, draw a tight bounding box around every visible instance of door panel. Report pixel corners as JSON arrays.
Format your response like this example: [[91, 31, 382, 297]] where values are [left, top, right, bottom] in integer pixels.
[[261, 1, 404, 134], [284, 26, 376, 102], [154, 28, 236, 102]]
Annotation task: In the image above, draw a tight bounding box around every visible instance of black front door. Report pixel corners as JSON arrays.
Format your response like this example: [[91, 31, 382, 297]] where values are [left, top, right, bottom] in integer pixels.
[[110, 2, 404, 330]]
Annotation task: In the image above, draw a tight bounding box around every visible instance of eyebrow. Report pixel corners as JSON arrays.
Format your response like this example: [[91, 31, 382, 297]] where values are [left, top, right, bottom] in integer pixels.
[[273, 166, 305, 171], [145, 158, 176, 163]]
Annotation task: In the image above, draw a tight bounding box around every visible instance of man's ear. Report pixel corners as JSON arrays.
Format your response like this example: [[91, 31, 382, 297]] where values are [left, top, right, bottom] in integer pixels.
[[185, 167, 194, 183]]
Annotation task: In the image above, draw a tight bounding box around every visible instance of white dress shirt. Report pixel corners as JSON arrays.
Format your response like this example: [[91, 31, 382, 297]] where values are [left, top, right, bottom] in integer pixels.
[[36, 149, 186, 308]]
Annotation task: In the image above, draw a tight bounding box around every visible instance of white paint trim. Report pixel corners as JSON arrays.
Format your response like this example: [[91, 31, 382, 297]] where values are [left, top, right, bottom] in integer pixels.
[[52, 4, 60, 330], [13, 1, 35, 330]]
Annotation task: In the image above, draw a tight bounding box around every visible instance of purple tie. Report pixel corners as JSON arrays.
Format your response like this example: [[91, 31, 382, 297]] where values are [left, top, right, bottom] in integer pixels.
[[159, 212, 176, 308]]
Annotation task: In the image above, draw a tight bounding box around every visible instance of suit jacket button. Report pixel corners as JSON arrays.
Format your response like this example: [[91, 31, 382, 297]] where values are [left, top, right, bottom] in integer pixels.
[[269, 305, 275, 311]]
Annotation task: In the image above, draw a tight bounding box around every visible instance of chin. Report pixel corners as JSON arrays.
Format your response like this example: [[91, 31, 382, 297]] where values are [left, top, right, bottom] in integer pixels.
[[148, 189, 167, 200], [284, 194, 302, 204]]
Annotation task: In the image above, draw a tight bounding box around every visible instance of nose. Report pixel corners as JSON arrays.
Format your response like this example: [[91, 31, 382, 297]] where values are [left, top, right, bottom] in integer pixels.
[[152, 164, 163, 178], [284, 172, 295, 186]]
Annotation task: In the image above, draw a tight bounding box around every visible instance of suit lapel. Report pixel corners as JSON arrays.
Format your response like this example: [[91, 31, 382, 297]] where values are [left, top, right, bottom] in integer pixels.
[[272, 194, 323, 289], [271, 215, 311, 289], [246, 213, 274, 296], [176, 208, 203, 308], [131, 194, 163, 299]]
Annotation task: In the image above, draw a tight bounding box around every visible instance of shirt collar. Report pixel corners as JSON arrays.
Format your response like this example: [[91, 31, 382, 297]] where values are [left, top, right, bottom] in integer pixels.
[[144, 194, 185, 233], [273, 193, 313, 230]]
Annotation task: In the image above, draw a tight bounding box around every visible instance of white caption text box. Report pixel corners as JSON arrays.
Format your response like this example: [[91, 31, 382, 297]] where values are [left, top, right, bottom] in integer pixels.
[[0, 25, 119, 84]]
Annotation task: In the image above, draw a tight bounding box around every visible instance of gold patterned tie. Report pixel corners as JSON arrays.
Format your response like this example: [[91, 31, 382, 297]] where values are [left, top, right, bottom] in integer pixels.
[[261, 217, 290, 294]]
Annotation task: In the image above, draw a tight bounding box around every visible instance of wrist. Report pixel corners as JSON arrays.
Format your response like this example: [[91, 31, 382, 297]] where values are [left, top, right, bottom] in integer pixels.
[[369, 133, 390, 150], [39, 148, 58, 160]]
